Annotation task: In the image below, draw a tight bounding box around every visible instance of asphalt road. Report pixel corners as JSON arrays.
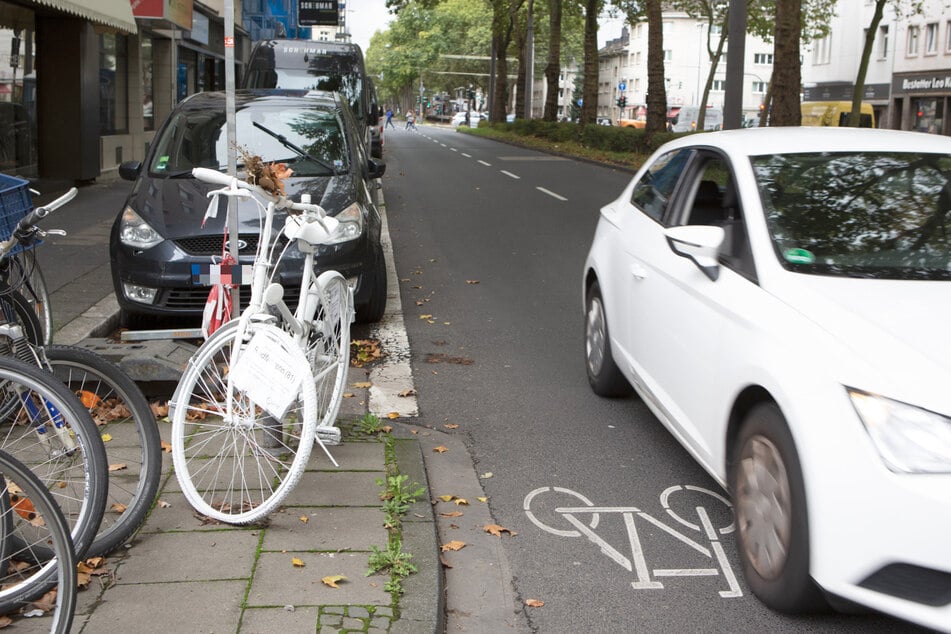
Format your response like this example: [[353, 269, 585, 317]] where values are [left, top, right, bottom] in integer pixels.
[[380, 124, 926, 633]]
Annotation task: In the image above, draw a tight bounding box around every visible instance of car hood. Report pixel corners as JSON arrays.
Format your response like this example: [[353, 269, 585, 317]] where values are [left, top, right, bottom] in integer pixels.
[[771, 274, 951, 409], [129, 173, 358, 240]]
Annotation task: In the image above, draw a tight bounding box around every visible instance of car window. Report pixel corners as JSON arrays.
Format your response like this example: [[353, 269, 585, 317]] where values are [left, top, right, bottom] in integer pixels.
[[630, 149, 691, 222], [149, 105, 349, 177], [752, 151, 951, 280]]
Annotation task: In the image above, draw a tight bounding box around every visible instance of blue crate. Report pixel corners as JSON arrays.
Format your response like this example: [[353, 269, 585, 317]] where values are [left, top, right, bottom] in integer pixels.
[[0, 173, 35, 254]]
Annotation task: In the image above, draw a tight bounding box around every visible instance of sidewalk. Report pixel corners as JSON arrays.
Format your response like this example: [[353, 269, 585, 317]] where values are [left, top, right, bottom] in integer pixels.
[[23, 178, 442, 633]]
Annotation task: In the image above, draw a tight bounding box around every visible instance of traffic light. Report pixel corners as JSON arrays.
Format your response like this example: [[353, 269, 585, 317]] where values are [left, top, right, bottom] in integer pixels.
[[616, 97, 622, 107], [620, 96, 627, 108]]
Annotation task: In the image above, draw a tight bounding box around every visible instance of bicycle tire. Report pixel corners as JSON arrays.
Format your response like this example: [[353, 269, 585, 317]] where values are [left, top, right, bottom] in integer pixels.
[[0, 286, 44, 351], [0, 356, 108, 560], [171, 320, 318, 524], [309, 272, 352, 431], [44, 345, 162, 556], [0, 449, 77, 631]]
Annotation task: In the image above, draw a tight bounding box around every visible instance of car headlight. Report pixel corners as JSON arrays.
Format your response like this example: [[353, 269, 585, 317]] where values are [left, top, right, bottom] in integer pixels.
[[118, 207, 163, 249], [326, 202, 363, 244], [848, 388, 951, 473]]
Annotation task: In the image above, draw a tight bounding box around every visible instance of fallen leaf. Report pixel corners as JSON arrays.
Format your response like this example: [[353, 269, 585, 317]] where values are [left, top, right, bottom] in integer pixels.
[[299, 515, 309, 524], [484, 524, 517, 537], [108, 463, 128, 472], [398, 388, 417, 397], [466, 280, 480, 284], [292, 558, 305, 568], [440, 540, 466, 552], [433, 446, 448, 453], [381, 425, 393, 433], [437, 495, 454, 502], [419, 314, 433, 320], [321, 575, 347, 588], [0, 615, 11, 626], [387, 412, 400, 419], [480, 472, 493, 479], [158, 500, 171, 508], [453, 498, 469, 506], [110, 502, 127, 514], [161, 440, 172, 453], [525, 599, 545, 608], [440, 511, 464, 518], [352, 381, 372, 389], [444, 423, 459, 429], [100, 433, 112, 443], [477, 497, 488, 503], [343, 392, 355, 398], [150, 401, 169, 418]]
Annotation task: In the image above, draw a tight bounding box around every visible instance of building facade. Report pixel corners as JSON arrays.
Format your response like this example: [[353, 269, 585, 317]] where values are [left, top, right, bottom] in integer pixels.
[[0, 0, 250, 183], [598, 13, 775, 125]]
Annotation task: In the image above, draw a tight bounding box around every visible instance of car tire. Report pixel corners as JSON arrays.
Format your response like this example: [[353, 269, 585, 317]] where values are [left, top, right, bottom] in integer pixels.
[[355, 246, 387, 324], [730, 402, 828, 613], [584, 281, 632, 397]]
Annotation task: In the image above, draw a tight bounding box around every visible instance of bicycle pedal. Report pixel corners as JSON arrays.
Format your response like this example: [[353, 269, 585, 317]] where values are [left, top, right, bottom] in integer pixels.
[[315, 426, 342, 446]]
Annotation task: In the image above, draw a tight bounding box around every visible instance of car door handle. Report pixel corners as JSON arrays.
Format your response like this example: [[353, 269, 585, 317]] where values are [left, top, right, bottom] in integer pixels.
[[631, 263, 648, 280]]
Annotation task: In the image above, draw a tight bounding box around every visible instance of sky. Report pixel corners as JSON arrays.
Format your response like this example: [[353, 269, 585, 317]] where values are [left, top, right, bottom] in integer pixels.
[[345, 0, 626, 54]]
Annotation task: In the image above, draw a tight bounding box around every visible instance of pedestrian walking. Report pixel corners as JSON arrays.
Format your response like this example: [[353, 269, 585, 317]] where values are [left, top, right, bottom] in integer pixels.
[[385, 108, 395, 129], [405, 111, 416, 130]]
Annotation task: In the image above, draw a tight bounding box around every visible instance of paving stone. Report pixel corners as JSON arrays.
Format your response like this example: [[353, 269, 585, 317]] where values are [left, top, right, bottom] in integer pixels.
[[239, 605, 320, 633], [247, 551, 390, 607], [110, 530, 259, 583], [80, 580, 246, 634], [261, 507, 387, 552], [312, 441, 386, 471], [279, 471, 384, 507]]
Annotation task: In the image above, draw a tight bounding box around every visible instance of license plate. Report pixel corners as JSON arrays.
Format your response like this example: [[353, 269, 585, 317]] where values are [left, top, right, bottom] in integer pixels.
[[191, 263, 254, 286]]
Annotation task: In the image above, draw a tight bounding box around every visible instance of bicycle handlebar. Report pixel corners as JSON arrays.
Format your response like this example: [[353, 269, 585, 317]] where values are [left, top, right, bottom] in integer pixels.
[[18, 188, 78, 229], [191, 167, 328, 217]]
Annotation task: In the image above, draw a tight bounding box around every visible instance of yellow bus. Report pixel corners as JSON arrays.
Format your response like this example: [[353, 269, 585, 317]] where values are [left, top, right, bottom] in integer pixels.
[[800, 101, 875, 128]]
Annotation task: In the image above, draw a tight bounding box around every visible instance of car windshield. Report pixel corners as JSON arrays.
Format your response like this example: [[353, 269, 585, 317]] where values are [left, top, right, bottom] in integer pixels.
[[752, 151, 951, 280], [148, 104, 349, 178]]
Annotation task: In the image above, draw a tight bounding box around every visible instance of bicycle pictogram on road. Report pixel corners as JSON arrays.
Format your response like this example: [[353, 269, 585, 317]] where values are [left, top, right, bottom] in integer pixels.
[[523, 485, 743, 598]]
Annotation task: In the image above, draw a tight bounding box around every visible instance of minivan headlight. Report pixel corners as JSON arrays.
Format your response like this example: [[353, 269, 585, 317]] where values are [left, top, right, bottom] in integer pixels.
[[848, 388, 951, 473], [327, 202, 363, 244], [119, 207, 163, 249]]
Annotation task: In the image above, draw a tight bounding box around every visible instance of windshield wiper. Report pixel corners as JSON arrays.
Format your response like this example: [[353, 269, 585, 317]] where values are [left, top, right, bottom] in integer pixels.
[[252, 121, 339, 176]]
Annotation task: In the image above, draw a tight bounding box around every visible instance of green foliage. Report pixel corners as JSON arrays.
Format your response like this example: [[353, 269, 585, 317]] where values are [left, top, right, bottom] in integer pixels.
[[356, 413, 385, 435], [367, 541, 418, 595], [377, 474, 426, 526]]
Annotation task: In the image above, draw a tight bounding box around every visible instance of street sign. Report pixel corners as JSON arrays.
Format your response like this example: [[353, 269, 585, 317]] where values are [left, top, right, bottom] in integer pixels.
[[577, 98, 583, 106], [618, 82, 626, 91]]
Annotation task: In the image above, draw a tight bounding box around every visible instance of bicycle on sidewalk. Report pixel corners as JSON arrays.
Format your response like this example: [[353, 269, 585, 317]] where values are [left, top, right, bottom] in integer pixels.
[[169, 165, 353, 524], [0, 177, 163, 558]]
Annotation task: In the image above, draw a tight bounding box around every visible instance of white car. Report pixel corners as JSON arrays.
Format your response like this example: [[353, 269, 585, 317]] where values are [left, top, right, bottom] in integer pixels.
[[582, 127, 951, 631]]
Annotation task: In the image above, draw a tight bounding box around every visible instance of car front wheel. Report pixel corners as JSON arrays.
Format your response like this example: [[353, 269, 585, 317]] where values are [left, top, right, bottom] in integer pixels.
[[584, 281, 632, 397], [730, 403, 827, 613]]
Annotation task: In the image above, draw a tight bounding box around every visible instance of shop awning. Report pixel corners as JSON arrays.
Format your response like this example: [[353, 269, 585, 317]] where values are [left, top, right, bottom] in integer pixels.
[[33, 0, 137, 33]]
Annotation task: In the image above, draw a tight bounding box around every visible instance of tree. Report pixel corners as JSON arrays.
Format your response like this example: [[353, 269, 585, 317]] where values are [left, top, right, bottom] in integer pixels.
[[671, 0, 728, 131], [490, 0, 526, 121], [579, 0, 600, 125], [613, 0, 667, 134], [542, 0, 563, 120], [769, 0, 802, 126]]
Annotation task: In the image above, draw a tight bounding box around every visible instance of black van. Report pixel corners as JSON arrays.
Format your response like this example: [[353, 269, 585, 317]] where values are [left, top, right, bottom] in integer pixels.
[[243, 40, 382, 157]]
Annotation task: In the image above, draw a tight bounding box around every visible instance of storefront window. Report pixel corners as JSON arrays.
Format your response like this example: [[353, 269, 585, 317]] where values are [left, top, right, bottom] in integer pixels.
[[914, 98, 943, 134], [0, 16, 38, 177], [100, 33, 128, 135], [142, 36, 154, 131]]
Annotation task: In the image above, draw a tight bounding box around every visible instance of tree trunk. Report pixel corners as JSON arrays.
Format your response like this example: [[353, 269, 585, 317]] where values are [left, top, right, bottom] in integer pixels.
[[645, 0, 668, 134], [580, 0, 599, 125], [770, 0, 801, 126], [697, 20, 728, 131], [850, 0, 885, 127], [515, 17, 527, 119], [543, 0, 562, 121]]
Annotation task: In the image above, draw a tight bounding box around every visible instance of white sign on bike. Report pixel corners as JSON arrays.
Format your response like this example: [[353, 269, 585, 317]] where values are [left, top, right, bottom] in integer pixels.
[[230, 330, 303, 419]]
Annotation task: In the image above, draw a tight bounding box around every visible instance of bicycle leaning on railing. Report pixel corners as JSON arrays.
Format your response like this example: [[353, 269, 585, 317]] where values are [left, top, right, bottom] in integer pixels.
[[170, 167, 353, 524]]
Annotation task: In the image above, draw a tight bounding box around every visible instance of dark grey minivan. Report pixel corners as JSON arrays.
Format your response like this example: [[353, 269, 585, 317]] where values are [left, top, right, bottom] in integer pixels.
[[243, 40, 382, 158]]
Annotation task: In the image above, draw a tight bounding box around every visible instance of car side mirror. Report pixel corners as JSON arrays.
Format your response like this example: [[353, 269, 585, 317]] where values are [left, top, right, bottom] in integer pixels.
[[665, 225, 724, 281], [119, 160, 142, 181], [368, 157, 386, 179]]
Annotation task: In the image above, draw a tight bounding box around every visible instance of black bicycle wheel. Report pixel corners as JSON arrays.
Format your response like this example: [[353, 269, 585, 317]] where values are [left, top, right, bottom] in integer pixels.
[[0, 285, 43, 349], [0, 356, 108, 561], [0, 449, 77, 631], [45, 346, 162, 556]]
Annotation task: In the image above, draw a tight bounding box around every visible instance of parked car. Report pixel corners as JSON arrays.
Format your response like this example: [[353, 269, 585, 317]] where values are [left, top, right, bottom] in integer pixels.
[[583, 127, 951, 632], [111, 90, 388, 326]]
